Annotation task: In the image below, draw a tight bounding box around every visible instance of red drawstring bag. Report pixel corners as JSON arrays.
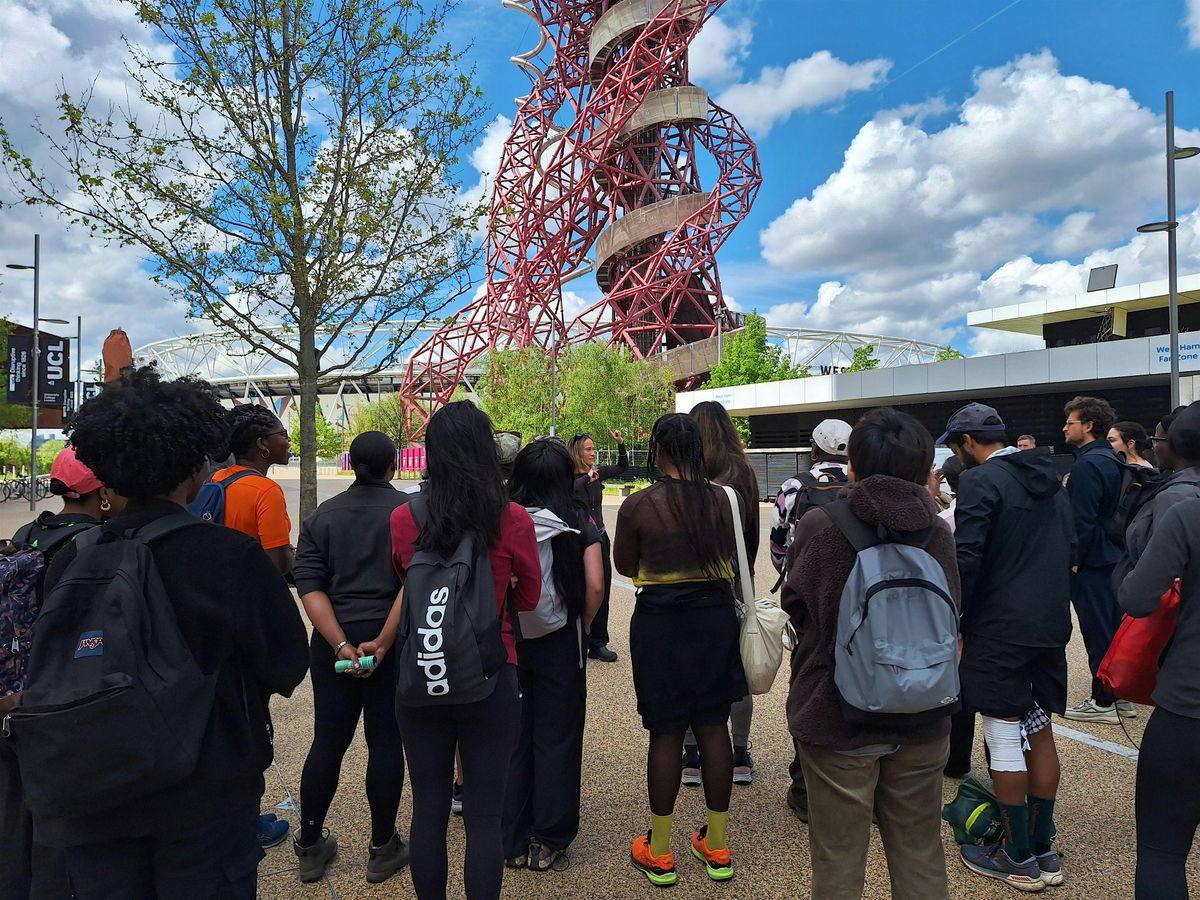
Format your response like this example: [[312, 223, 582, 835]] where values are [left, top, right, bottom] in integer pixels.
[[1097, 582, 1180, 707]]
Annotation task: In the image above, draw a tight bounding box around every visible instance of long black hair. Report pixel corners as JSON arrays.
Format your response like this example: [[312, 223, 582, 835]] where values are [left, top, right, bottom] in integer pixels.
[[67, 366, 229, 500], [509, 440, 588, 618], [420, 401, 508, 555], [648, 413, 726, 579]]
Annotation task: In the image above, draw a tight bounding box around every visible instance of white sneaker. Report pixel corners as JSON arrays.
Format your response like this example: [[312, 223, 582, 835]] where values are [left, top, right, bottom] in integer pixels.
[[1115, 699, 1138, 718], [1063, 698, 1119, 724]]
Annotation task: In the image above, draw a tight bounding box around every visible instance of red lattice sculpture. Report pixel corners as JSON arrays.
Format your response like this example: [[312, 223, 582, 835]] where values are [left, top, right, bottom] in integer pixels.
[[400, 0, 761, 431]]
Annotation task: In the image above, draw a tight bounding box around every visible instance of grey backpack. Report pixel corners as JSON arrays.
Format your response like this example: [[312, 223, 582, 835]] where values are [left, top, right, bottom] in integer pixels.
[[823, 501, 960, 726], [517, 508, 578, 640]]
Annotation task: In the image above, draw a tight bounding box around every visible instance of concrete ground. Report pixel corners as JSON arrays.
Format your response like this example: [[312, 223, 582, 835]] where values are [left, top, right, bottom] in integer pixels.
[[6, 476, 1197, 898]]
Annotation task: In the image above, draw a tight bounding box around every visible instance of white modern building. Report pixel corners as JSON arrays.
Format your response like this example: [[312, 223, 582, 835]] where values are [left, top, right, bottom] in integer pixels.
[[677, 273, 1200, 452]]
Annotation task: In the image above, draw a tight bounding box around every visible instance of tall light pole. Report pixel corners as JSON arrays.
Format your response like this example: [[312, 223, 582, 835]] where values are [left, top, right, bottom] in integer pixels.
[[75, 315, 83, 414], [6, 235, 67, 510], [716, 306, 727, 361], [549, 340, 560, 437], [1138, 91, 1200, 409]]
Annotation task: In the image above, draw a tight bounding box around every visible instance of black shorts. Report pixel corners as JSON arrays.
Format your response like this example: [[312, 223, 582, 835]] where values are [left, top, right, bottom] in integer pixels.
[[959, 637, 1068, 719]]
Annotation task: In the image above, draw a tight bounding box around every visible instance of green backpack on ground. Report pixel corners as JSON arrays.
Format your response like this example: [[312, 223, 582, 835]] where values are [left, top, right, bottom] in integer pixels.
[[942, 775, 1005, 846]]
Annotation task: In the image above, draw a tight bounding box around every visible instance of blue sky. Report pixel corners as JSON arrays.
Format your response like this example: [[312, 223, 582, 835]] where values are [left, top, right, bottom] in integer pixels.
[[3, 0, 1200, 365]]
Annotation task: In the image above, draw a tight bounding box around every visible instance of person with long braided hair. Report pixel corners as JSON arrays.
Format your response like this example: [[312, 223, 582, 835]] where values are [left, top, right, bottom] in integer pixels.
[[614, 413, 747, 887], [212, 405, 294, 576]]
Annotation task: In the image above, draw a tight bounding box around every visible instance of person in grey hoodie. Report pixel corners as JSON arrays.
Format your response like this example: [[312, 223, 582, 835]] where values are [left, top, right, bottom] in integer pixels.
[[1114, 405, 1199, 586], [1117, 403, 1200, 900], [943, 403, 1074, 891]]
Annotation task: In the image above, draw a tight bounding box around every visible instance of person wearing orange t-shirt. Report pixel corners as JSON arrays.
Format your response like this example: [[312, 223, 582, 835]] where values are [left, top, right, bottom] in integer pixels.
[[213, 406, 295, 577]]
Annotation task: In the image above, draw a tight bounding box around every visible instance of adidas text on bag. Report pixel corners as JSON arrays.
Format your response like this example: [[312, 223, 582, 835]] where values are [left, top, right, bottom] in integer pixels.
[[2, 514, 216, 820], [394, 496, 508, 707], [823, 500, 960, 726]]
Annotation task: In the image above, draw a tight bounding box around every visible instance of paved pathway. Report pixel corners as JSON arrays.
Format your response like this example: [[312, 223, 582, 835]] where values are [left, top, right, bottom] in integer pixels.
[[7, 478, 1196, 897]]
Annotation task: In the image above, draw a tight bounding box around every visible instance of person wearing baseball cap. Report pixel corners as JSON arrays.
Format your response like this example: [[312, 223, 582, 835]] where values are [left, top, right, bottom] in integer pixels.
[[11, 446, 125, 546], [943, 403, 1073, 890], [2, 447, 125, 898]]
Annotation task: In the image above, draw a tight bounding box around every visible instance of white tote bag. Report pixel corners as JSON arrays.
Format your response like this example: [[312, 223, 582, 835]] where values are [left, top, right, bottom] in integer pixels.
[[722, 485, 795, 695]]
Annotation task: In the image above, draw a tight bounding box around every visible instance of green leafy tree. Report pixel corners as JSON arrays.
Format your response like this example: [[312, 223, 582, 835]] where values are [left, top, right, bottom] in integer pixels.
[[936, 346, 964, 361], [1, 0, 486, 519], [348, 393, 407, 447], [474, 343, 674, 444], [708, 313, 807, 388], [846, 345, 880, 372], [290, 405, 342, 460]]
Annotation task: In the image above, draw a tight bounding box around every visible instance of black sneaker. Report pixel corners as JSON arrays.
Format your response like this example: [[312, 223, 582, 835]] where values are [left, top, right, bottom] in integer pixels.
[[366, 833, 409, 884], [732, 745, 755, 785], [294, 832, 338, 884], [588, 645, 618, 662], [528, 841, 566, 872]]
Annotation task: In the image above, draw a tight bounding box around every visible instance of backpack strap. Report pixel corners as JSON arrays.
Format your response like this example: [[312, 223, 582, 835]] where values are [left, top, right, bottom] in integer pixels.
[[823, 498, 937, 552], [72, 511, 201, 553], [217, 469, 267, 489]]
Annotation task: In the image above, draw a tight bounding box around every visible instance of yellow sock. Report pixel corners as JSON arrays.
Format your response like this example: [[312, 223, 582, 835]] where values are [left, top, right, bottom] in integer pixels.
[[706, 809, 729, 850], [650, 813, 673, 856]]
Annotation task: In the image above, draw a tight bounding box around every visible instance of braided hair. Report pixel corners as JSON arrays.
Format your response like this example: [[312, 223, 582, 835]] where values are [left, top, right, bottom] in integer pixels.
[[66, 366, 229, 500], [226, 404, 285, 460], [647, 413, 726, 579]]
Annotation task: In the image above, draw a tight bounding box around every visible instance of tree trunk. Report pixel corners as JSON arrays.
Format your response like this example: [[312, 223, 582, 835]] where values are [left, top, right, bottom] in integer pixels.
[[298, 327, 319, 521]]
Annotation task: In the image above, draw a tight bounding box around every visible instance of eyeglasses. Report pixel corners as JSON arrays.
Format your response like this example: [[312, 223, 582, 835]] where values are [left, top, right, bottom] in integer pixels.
[[1150, 436, 1170, 444], [1063, 419, 1083, 427], [266, 429, 288, 439]]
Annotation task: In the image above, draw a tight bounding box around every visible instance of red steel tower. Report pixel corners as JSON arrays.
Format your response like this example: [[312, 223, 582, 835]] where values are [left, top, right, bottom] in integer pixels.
[[400, 0, 761, 430]]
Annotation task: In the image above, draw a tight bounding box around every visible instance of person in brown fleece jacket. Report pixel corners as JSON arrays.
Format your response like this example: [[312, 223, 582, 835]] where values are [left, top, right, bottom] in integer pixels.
[[782, 408, 961, 900]]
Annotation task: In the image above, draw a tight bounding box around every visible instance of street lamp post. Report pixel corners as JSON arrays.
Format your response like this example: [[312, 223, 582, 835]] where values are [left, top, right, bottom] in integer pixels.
[[1138, 91, 1200, 409], [716, 306, 727, 361], [7, 235, 68, 511], [550, 340, 560, 437]]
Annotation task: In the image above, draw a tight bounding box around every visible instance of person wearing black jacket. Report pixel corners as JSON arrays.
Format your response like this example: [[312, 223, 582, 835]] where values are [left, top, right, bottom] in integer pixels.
[[569, 430, 629, 662], [1116, 404, 1200, 898], [1061, 395, 1126, 723], [41, 368, 309, 899], [944, 403, 1074, 891], [292, 431, 412, 884]]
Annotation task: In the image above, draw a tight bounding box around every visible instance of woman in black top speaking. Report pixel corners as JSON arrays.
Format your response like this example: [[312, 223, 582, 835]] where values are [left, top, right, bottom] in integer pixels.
[[569, 429, 628, 662], [292, 432, 411, 885]]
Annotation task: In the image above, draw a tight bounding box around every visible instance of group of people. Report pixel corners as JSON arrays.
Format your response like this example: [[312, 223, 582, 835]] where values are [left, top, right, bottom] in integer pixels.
[[1, 364, 1197, 900]]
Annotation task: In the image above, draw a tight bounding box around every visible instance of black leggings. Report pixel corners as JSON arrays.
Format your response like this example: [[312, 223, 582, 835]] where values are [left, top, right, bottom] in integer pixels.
[[299, 620, 405, 847], [396, 665, 520, 900], [588, 531, 612, 649], [648, 724, 733, 817], [1135, 707, 1200, 899]]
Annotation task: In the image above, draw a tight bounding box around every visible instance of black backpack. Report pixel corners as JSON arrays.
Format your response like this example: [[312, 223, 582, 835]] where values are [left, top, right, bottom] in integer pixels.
[[393, 496, 507, 708], [769, 466, 849, 590], [2, 514, 216, 819], [1085, 448, 1163, 550]]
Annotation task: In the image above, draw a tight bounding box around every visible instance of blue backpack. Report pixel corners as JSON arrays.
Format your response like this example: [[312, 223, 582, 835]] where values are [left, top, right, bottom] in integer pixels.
[[187, 469, 265, 523]]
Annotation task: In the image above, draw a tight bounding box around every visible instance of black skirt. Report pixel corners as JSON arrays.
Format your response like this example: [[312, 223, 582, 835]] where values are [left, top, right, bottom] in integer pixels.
[[628, 582, 748, 733]]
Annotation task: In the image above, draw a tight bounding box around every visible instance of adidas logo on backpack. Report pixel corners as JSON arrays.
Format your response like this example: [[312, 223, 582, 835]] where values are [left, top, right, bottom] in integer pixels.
[[393, 496, 508, 707]]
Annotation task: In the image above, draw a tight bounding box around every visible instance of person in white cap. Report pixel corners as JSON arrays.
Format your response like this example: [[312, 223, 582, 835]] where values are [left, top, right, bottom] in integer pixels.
[[769, 418, 851, 824]]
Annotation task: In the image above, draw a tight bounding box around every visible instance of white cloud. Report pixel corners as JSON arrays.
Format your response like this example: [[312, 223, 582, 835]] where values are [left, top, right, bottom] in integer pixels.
[[717, 51, 891, 136], [1187, 0, 1200, 47], [0, 0, 188, 370], [459, 114, 512, 218], [688, 16, 753, 87], [757, 51, 1200, 352]]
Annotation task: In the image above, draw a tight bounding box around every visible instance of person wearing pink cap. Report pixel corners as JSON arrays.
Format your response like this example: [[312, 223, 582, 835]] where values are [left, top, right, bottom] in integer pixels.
[[1, 446, 125, 898], [10, 446, 125, 549]]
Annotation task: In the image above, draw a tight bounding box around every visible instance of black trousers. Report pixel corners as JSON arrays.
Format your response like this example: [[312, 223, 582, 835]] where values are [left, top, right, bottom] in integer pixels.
[[397, 665, 520, 900], [1135, 707, 1200, 900], [946, 709, 976, 775], [587, 531, 612, 649], [62, 802, 261, 900], [1070, 565, 1120, 706], [299, 619, 405, 847], [0, 738, 70, 900], [502, 620, 587, 856]]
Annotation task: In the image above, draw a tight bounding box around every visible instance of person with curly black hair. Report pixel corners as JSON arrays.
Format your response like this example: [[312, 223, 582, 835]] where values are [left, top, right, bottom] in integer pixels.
[[210, 404, 295, 575], [40, 367, 308, 899]]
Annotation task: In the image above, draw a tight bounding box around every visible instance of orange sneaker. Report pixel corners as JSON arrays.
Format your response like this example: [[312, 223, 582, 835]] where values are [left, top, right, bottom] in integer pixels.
[[631, 833, 678, 887], [690, 826, 734, 881]]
